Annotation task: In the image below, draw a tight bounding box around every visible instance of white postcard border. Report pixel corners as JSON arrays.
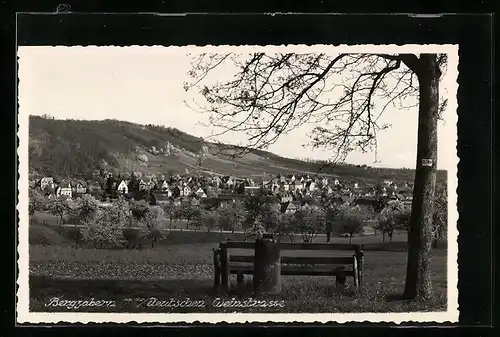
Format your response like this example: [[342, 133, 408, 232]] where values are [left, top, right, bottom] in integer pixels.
[[17, 44, 459, 324]]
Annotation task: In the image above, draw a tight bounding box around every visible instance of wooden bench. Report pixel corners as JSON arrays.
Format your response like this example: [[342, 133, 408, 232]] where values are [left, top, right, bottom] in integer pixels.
[[213, 241, 364, 291]]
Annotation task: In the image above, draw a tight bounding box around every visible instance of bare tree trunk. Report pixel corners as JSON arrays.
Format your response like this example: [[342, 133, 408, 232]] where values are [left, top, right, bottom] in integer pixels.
[[403, 54, 440, 300]]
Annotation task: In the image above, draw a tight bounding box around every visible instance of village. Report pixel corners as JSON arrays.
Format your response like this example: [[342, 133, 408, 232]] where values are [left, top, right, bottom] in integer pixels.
[[31, 171, 414, 216]]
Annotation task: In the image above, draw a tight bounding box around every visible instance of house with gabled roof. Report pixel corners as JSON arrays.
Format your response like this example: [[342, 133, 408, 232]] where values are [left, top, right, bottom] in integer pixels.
[[281, 201, 299, 214], [40, 177, 55, 191], [159, 180, 169, 191], [117, 180, 128, 195], [181, 185, 191, 197], [138, 179, 148, 191], [75, 181, 87, 194], [56, 180, 72, 198], [151, 192, 171, 206], [195, 187, 207, 198]]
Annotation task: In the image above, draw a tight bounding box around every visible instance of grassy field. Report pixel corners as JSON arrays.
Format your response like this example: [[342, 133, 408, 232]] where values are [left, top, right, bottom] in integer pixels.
[[33, 211, 445, 249], [29, 240, 448, 313]]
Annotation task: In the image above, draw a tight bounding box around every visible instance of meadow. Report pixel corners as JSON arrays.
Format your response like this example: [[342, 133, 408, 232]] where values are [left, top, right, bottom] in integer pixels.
[[28, 220, 448, 313]]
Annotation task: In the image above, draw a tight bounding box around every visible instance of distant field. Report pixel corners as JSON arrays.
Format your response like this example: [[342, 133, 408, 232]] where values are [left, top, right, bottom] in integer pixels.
[[30, 211, 448, 252]]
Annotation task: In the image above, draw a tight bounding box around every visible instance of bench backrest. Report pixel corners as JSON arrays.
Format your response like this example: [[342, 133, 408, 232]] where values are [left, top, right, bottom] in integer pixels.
[[219, 241, 363, 256]]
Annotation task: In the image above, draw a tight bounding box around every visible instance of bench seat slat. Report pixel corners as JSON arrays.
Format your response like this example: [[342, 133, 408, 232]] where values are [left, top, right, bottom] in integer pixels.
[[229, 265, 355, 277], [230, 255, 354, 265]]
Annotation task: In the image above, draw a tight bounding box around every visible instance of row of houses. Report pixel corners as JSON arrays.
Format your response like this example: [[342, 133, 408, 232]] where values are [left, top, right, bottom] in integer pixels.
[[32, 173, 413, 204]]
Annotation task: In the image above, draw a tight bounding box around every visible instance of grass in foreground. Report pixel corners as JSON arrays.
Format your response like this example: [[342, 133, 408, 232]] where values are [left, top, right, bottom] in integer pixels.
[[30, 274, 447, 313], [29, 243, 447, 313]]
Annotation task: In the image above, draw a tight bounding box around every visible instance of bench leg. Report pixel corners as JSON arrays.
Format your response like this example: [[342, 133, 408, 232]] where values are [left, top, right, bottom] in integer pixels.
[[213, 249, 221, 289], [221, 250, 230, 291], [352, 255, 359, 290], [237, 272, 244, 288], [336, 274, 346, 287]]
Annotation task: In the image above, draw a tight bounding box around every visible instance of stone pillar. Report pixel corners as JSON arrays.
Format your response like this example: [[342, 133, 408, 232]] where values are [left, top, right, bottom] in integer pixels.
[[253, 236, 281, 295]]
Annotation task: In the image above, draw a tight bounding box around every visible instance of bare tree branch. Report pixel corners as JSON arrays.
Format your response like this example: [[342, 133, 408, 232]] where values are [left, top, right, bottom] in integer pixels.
[[184, 53, 426, 165]]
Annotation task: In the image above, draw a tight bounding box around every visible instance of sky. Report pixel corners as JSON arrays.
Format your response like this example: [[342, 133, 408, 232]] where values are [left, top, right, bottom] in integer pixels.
[[18, 46, 458, 170]]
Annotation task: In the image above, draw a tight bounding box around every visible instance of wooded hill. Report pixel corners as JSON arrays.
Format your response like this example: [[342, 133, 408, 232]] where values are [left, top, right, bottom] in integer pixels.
[[28, 115, 447, 185]]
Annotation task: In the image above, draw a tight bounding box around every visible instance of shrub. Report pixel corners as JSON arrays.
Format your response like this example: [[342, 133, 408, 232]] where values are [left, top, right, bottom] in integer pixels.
[[81, 198, 129, 249]]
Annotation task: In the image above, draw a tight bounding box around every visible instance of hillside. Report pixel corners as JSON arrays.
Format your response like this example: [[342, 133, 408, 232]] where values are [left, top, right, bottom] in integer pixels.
[[28, 116, 447, 184]]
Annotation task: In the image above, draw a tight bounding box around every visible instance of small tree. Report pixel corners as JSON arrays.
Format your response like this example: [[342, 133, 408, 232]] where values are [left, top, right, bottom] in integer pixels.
[[29, 188, 46, 224], [137, 206, 165, 248], [73, 194, 99, 225], [325, 206, 340, 243], [162, 202, 178, 230], [378, 200, 411, 242], [276, 212, 297, 242], [259, 208, 282, 234], [48, 195, 70, 226], [192, 209, 205, 232], [243, 191, 274, 227], [294, 205, 326, 243], [182, 205, 202, 229], [336, 205, 366, 244], [81, 205, 127, 249], [130, 199, 150, 224], [216, 203, 245, 233], [201, 210, 217, 232]]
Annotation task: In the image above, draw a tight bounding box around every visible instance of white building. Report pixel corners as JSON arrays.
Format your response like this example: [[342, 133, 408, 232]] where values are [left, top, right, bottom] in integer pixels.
[[117, 180, 128, 195]]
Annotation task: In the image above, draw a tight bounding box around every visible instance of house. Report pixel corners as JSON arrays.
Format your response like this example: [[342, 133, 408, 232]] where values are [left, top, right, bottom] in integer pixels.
[[162, 187, 173, 197], [403, 196, 413, 207], [280, 201, 299, 214], [181, 185, 191, 197], [213, 176, 222, 187], [304, 180, 316, 192], [279, 194, 293, 203], [56, 180, 72, 198], [195, 187, 207, 198], [353, 198, 377, 211], [244, 186, 260, 195], [221, 176, 234, 188], [117, 180, 129, 195], [171, 186, 181, 198], [40, 177, 54, 191], [279, 181, 290, 192], [291, 181, 304, 191], [75, 181, 87, 194], [160, 180, 169, 191], [139, 180, 148, 191], [151, 193, 171, 206], [320, 177, 329, 187]]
